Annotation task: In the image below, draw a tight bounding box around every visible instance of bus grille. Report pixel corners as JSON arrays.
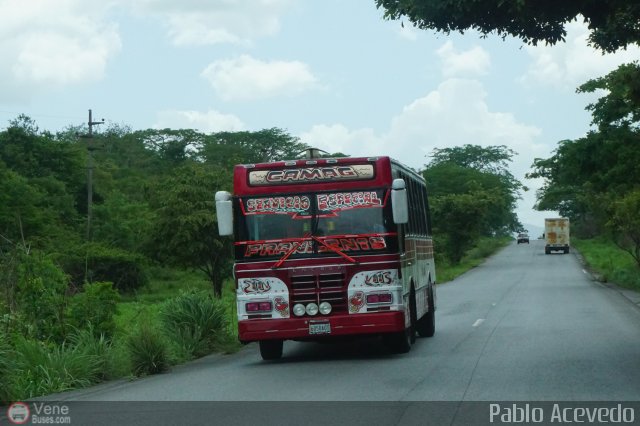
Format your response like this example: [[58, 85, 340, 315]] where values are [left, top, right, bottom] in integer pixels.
[[290, 272, 346, 314]]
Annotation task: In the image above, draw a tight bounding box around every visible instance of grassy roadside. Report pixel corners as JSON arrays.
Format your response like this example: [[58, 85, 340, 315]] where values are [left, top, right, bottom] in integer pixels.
[[572, 237, 640, 291], [436, 236, 512, 284], [1, 269, 242, 403]]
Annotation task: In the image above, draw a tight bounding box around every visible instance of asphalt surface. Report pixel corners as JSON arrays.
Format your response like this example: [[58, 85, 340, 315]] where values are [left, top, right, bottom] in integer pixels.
[[19, 239, 640, 425]]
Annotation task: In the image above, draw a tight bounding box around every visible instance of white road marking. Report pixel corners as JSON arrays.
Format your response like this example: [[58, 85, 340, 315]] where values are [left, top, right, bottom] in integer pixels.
[[472, 319, 485, 327]]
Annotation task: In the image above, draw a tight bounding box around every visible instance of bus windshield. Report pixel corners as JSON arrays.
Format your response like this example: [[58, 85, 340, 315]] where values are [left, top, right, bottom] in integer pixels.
[[235, 189, 397, 260]]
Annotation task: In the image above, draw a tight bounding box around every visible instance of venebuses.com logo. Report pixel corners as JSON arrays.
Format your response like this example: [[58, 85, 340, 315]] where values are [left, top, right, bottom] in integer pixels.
[[7, 402, 30, 424], [6, 401, 72, 424]]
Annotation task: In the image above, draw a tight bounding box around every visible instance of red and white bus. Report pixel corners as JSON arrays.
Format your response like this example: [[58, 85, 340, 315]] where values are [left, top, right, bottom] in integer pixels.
[[215, 153, 436, 360]]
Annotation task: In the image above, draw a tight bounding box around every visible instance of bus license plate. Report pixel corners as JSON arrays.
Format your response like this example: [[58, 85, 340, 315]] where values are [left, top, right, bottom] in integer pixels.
[[309, 321, 331, 335]]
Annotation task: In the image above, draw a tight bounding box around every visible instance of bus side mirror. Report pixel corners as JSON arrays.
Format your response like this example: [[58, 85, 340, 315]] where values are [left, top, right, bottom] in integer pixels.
[[391, 179, 408, 224], [215, 191, 234, 236]]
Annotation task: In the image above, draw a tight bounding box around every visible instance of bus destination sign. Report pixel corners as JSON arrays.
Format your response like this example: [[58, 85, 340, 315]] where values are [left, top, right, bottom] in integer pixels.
[[248, 165, 374, 186]]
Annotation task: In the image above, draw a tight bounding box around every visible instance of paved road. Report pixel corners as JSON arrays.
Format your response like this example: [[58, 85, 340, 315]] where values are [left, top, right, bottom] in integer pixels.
[[27, 239, 640, 424]]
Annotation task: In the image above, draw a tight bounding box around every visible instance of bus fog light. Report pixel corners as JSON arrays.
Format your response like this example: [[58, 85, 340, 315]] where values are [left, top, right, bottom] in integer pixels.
[[293, 303, 306, 317], [306, 303, 319, 316], [319, 302, 332, 315]]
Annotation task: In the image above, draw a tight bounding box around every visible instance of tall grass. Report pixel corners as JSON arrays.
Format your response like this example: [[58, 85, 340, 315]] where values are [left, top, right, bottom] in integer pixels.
[[437, 236, 511, 283], [573, 237, 640, 290], [126, 323, 170, 376], [159, 290, 227, 361], [67, 327, 130, 381], [11, 338, 103, 399], [0, 332, 14, 403]]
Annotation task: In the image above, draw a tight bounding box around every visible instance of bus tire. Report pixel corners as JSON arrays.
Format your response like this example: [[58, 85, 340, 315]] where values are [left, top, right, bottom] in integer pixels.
[[259, 340, 283, 360], [409, 286, 417, 344], [383, 329, 411, 354], [416, 285, 435, 338]]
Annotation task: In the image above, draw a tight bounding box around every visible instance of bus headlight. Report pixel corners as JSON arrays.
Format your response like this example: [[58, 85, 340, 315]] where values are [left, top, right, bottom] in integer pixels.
[[293, 304, 306, 317], [319, 302, 332, 315], [305, 303, 319, 316]]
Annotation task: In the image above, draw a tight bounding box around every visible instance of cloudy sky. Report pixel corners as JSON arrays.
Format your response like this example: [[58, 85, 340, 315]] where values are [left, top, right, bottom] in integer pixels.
[[1, 0, 638, 230]]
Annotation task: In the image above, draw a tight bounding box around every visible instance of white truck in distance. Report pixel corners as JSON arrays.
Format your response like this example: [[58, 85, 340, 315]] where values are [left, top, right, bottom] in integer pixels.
[[544, 218, 570, 254]]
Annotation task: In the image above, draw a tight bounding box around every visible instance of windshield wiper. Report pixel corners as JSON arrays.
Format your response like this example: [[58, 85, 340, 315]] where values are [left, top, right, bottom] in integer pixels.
[[271, 233, 311, 269], [311, 235, 357, 264]]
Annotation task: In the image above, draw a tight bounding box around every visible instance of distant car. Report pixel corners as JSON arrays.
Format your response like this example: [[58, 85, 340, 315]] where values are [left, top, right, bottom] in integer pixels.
[[517, 233, 530, 244]]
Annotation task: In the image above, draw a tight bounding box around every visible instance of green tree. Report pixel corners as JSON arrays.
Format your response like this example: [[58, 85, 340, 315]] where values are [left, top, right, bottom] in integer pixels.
[[92, 191, 154, 253], [148, 163, 233, 297], [200, 128, 309, 166], [607, 189, 640, 267], [375, 0, 640, 52], [431, 191, 496, 263], [424, 145, 524, 234], [577, 61, 640, 130], [67, 281, 120, 338], [16, 252, 69, 342], [528, 122, 640, 235], [423, 145, 524, 263], [0, 116, 83, 248], [428, 144, 518, 176], [135, 128, 205, 166]]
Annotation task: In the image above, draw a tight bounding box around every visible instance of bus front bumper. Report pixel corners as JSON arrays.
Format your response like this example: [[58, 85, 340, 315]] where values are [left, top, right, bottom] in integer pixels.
[[238, 311, 405, 342]]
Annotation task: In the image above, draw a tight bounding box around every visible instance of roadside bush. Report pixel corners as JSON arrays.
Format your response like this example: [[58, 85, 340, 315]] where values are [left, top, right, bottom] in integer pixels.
[[159, 290, 226, 360], [126, 323, 170, 376], [59, 243, 148, 293], [11, 338, 102, 399], [67, 282, 120, 339], [15, 252, 69, 342]]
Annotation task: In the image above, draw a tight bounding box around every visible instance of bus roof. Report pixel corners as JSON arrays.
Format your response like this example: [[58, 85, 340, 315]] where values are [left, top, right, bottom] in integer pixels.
[[232, 156, 423, 195]]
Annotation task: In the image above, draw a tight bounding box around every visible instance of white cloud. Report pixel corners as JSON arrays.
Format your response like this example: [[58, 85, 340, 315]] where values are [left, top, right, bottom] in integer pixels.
[[0, 0, 121, 100], [520, 20, 640, 89], [201, 55, 319, 101], [154, 109, 245, 133], [128, 0, 294, 46], [302, 79, 542, 171], [300, 124, 384, 157], [300, 78, 549, 224], [437, 41, 491, 77], [396, 24, 418, 41]]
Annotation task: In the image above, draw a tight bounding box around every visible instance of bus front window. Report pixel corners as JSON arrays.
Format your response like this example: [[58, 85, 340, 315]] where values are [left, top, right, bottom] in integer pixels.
[[235, 189, 396, 260]]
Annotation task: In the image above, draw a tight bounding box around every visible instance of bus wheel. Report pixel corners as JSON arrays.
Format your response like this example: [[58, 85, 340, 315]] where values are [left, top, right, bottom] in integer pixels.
[[409, 287, 417, 344], [416, 285, 435, 338], [383, 329, 411, 354], [259, 340, 283, 360]]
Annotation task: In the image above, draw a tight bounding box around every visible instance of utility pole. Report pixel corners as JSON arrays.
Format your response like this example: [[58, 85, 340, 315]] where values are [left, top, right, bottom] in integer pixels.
[[84, 109, 104, 241]]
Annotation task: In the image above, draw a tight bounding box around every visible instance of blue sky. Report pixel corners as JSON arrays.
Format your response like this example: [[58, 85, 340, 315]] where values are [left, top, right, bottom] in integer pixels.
[[1, 0, 638, 229]]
